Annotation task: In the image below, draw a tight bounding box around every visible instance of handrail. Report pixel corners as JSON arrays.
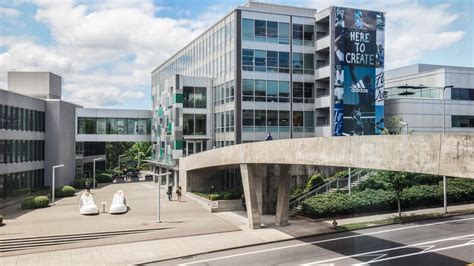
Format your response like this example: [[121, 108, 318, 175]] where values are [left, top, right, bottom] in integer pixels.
[[290, 169, 369, 209]]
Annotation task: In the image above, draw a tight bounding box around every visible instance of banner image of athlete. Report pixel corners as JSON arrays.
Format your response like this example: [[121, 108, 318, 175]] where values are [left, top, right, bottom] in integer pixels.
[[333, 7, 384, 136]]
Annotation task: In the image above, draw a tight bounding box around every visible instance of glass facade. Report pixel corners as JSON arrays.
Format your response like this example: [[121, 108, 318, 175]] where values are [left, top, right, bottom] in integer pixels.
[[0, 140, 45, 164], [0, 169, 45, 198], [184, 86, 207, 108], [183, 114, 207, 135], [77, 117, 152, 135], [0, 104, 45, 132], [452, 116, 474, 128], [451, 88, 474, 101]]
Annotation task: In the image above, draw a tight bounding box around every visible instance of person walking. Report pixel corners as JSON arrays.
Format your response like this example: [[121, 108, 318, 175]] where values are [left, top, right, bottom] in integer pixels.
[[265, 132, 273, 141], [176, 186, 182, 202], [167, 185, 173, 201], [241, 193, 246, 211], [85, 178, 91, 193]]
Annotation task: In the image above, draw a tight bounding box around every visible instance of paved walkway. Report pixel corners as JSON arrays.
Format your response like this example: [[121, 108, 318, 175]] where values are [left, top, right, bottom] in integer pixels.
[[1, 197, 472, 265]]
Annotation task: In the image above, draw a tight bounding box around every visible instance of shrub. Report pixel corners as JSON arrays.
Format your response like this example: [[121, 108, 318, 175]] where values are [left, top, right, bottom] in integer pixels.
[[55, 186, 75, 197], [95, 173, 113, 183], [222, 192, 233, 200], [305, 173, 325, 192], [73, 178, 88, 189], [34, 196, 49, 208], [21, 196, 50, 209], [208, 194, 221, 201], [21, 196, 36, 210]]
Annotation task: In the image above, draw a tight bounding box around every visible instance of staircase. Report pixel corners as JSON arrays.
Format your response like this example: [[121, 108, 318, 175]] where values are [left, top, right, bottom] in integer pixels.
[[289, 169, 371, 215]]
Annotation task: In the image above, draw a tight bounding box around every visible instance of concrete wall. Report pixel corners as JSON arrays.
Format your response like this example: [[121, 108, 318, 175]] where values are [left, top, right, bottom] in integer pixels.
[[8, 72, 62, 99], [44, 100, 77, 187], [180, 134, 474, 180]]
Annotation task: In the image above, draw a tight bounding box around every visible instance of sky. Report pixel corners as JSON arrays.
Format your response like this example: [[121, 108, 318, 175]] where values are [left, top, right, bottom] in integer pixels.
[[0, 0, 472, 110]]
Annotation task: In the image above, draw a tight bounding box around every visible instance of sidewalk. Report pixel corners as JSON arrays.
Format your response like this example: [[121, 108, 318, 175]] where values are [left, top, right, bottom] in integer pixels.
[[1, 203, 473, 265]]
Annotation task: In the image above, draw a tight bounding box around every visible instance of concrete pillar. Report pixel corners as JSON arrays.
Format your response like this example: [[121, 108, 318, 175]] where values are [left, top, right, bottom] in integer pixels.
[[173, 171, 178, 187], [275, 164, 291, 226], [240, 164, 261, 229]]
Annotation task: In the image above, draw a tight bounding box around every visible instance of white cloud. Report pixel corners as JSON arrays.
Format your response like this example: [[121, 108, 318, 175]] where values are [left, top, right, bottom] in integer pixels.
[[0, 6, 20, 17], [0, 0, 216, 107]]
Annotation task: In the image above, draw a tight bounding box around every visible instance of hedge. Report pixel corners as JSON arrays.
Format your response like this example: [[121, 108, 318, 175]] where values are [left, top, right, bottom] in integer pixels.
[[95, 173, 114, 183], [21, 196, 50, 209], [302, 179, 474, 218], [54, 186, 75, 197], [73, 178, 88, 189]]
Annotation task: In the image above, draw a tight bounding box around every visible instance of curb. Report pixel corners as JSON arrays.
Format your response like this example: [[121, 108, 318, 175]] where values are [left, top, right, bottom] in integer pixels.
[[140, 211, 474, 265]]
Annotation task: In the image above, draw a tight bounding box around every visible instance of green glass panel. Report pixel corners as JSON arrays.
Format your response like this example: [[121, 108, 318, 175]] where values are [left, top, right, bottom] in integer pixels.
[[174, 93, 184, 104], [174, 140, 184, 150]]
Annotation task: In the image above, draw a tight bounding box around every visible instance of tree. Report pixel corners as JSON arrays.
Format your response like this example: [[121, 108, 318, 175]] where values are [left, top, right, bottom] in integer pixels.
[[387, 116, 405, 135], [105, 142, 134, 169], [380, 171, 411, 218], [125, 142, 152, 168]]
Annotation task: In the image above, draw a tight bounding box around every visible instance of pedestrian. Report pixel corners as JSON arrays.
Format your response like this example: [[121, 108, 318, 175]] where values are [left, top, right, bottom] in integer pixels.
[[85, 178, 91, 193], [167, 185, 173, 201], [265, 132, 273, 141], [176, 186, 182, 202], [241, 193, 246, 211]]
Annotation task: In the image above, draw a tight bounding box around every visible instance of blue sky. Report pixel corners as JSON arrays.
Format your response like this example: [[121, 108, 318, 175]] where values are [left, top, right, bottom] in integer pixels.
[[0, 0, 472, 109]]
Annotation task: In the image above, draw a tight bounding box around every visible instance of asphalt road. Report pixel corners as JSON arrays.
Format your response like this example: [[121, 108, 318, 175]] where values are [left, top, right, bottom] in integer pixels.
[[154, 214, 474, 266]]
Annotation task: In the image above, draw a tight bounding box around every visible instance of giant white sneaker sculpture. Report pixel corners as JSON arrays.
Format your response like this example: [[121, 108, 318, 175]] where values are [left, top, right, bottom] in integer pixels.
[[80, 192, 99, 215], [109, 190, 127, 214]]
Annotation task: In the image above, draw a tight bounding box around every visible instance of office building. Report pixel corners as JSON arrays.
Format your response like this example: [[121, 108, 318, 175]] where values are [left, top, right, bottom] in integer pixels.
[[150, 1, 386, 184]]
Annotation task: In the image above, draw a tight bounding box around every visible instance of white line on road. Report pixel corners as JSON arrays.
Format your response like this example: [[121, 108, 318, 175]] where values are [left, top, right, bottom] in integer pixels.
[[179, 216, 474, 265], [303, 234, 474, 265]]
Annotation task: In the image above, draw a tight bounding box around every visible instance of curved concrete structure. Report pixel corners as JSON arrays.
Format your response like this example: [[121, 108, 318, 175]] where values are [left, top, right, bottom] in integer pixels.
[[180, 134, 474, 229], [180, 134, 474, 179]]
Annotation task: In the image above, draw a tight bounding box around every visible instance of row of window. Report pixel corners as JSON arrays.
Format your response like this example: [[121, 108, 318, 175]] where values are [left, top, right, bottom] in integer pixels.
[[214, 81, 235, 106], [184, 86, 207, 109], [451, 88, 474, 101], [0, 105, 45, 132], [215, 111, 235, 133], [452, 115, 474, 128], [242, 110, 315, 131], [0, 140, 45, 164], [242, 19, 314, 46], [183, 114, 207, 136], [75, 142, 106, 156], [243, 79, 314, 103], [242, 49, 314, 74], [77, 118, 152, 135], [0, 169, 45, 198]]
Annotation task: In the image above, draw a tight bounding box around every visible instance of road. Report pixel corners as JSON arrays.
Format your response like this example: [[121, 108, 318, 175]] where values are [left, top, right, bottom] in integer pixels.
[[153, 214, 474, 265]]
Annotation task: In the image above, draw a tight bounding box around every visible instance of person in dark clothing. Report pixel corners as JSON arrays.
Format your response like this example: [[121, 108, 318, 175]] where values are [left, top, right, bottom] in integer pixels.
[[241, 193, 246, 211], [167, 186, 173, 201], [265, 132, 273, 141], [85, 178, 92, 193], [176, 186, 182, 202]]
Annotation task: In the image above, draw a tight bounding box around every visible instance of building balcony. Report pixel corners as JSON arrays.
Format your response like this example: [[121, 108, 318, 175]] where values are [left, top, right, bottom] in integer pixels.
[[315, 35, 330, 51], [315, 125, 332, 137], [315, 65, 331, 80], [315, 95, 332, 108]]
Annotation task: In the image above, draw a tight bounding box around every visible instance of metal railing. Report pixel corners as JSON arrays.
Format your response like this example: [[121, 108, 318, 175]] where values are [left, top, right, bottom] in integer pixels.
[[289, 169, 370, 210]]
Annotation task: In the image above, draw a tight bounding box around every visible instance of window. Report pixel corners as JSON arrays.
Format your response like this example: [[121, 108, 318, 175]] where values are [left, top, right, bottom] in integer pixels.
[[184, 86, 207, 108], [279, 111, 290, 127], [128, 119, 137, 135], [451, 88, 474, 100], [242, 49, 254, 71], [304, 111, 315, 132], [452, 116, 474, 128], [117, 119, 127, 134], [255, 20, 266, 42], [292, 24, 303, 45], [304, 53, 314, 74], [255, 80, 266, 102], [304, 83, 315, 103], [77, 117, 85, 134], [183, 114, 206, 135], [303, 25, 314, 45], [293, 111, 304, 127], [96, 118, 106, 134], [267, 81, 278, 102], [267, 110, 278, 128], [267, 51, 278, 72], [279, 52, 289, 73], [267, 21, 278, 43], [243, 110, 254, 127], [243, 79, 254, 101], [183, 86, 194, 108], [255, 110, 266, 130], [106, 118, 117, 134], [278, 22, 289, 44], [293, 82, 304, 103], [255, 50, 266, 72], [292, 53, 303, 74], [85, 118, 96, 134], [0, 140, 4, 164], [279, 81, 290, 102]]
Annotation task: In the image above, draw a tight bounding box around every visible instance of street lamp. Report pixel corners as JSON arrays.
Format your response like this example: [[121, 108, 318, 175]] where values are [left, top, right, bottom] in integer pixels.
[[51, 164, 64, 205], [442, 85, 454, 214], [149, 171, 171, 223], [93, 157, 103, 189]]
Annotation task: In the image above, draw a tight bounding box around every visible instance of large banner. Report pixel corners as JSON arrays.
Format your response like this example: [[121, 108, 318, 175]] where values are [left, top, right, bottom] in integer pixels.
[[334, 7, 385, 136]]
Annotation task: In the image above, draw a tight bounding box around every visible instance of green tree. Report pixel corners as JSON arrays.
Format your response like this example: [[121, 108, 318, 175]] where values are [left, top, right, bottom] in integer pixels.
[[105, 142, 134, 169], [380, 170, 411, 218], [387, 116, 405, 135], [126, 142, 152, 168]]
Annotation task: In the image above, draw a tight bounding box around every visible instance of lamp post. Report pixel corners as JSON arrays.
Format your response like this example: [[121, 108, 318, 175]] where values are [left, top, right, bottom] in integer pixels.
[[442, 85, 454, 214], [150, 171, 171, 223], [93, 157, 103, 189], [51, 164, 64, 205]]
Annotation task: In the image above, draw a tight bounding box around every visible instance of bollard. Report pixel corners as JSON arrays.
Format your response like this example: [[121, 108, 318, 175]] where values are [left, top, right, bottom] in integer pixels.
[[101, 202, 107, 213]]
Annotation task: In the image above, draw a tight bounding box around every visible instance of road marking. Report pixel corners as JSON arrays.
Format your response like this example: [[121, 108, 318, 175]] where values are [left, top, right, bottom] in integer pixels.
[[303, 234, 474, 265], [179, 216, 474, 265]]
